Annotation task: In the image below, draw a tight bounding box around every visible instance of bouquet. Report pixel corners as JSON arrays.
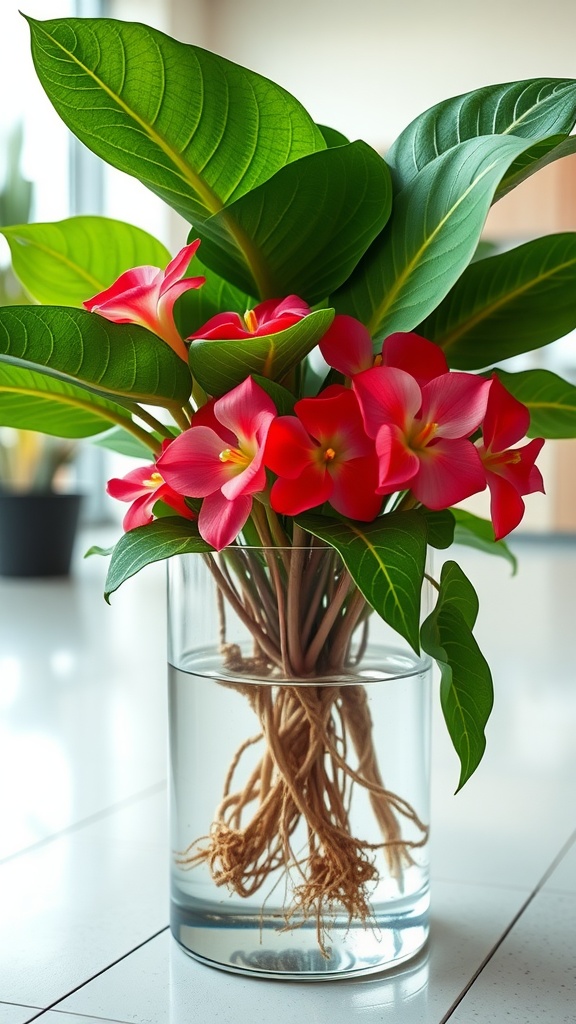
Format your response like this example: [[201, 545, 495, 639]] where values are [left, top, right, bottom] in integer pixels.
[[2, 14, 576, 943]]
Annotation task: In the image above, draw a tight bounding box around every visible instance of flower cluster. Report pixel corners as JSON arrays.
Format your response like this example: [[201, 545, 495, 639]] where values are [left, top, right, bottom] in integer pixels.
[[96, 244, 545, 551]]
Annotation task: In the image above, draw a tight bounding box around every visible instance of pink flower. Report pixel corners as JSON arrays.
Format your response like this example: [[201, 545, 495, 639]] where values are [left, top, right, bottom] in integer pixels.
[[320, 319, 449, 387], [477, 375, 545, 539], [84, 241, 205, 360], [157, 377, 276, 550], [353, 365, 491, 509], [107, 453, 197, 532], [188, 295, 311, 341], [264, 385, 381, 520]]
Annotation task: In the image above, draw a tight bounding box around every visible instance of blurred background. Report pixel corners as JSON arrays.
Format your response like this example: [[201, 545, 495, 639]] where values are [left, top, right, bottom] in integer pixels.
[[2, 0, 576, 533]]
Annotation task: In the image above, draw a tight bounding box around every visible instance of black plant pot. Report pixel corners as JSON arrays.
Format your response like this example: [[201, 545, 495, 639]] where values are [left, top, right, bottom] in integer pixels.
[[0, 492, 83, 577]]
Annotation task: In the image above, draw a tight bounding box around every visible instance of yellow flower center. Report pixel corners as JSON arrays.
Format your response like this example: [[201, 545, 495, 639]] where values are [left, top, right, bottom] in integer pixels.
[[243, 309, 258, 333], [143, 471, 163, 489], [410, 421, 438, 450], [323, 447, 337, 462], [219, 447, 250, 467]]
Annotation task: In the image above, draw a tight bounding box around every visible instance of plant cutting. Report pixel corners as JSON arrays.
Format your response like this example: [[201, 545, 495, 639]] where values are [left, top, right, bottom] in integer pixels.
[[2, 13, 576, 978]]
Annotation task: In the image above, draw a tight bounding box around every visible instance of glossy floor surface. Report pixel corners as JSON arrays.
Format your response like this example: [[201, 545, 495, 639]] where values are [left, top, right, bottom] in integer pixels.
[[0, 531, 575, 1023]]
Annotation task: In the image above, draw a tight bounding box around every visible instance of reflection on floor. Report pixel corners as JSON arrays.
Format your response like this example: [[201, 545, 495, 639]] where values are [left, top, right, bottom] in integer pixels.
[[0, 530, 574, 1023]]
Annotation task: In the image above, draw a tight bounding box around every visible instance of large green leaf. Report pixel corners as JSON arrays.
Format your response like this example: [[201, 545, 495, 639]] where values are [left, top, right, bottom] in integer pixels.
[[104, 517, 212, 600], [296, 511, 428, 652], [420, 234, 576, 369], [0, 361, 129, 437], [387, 78, 576, 189], [188, 308, 334, 397], [195, 142, 393, 302], [332, 134, 537, 339], [27, 16, 325, 294], [1, 216, 170, 306], [421, 560, 494, 790], [496, 134, 576, 199], [452, 509, 517, 573], [92, 426, 158, 459], [416, 508, 455, 550], [0, 306, 191, 408], [496, 368, 576, 438]]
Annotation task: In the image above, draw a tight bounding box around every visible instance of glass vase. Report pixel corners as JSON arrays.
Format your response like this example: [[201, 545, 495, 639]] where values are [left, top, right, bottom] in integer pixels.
[[167, 547, 432, 980]]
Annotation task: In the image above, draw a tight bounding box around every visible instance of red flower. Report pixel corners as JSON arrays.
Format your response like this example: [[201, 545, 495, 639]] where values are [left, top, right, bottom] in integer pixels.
[[477, 375, 545, 539], [84, 241, 204, 360], [319, 318, 449, 387], [157, 377, 276, 550], [107, 452, 196, 531], [264, 385, 381, 520], [188, 295, 311, 341], [353, 365, 491, 510]]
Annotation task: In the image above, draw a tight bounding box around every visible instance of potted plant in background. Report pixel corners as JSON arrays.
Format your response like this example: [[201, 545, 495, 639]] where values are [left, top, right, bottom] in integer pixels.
[[1, 12, 576, 978], [0, 123, 82, 577], [0, 428, 81, 577]]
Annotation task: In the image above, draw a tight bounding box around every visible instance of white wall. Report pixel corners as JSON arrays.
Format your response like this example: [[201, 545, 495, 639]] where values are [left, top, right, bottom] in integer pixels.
[[171, 0, 576, 152]]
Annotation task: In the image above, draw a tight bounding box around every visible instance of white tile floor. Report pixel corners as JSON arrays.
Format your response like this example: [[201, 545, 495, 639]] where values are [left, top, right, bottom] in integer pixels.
[[0, 529, 575, 1022]]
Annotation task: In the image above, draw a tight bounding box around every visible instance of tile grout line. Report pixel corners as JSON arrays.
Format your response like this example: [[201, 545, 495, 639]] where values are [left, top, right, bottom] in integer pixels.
[[0, 781, 167, 867], [20, 926, 170, 1024], [438, 825, 576, 1024]]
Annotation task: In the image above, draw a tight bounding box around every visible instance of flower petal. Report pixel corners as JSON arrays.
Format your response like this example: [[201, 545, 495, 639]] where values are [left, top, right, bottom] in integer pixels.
[[214, 377, 277, 443], [121, 491, 158, 531], [375, 424, 420, 493], [353, 366, 422, 438], [329, 456, 382, 520], [421, 373, 491, 439], [157, 427, 231, 496], [106, 463, 158, 502], [160, 240, 201, 292], [411, 438, 486, 509], [264, 416, 315, 479], [382, 332, 449, 385], [189, 310, 248, 340], [198, 491, 252, 550], [270, 463, 333, 515], [485, 471, 527, 540], [84, 266, 161, 327], [318, 315, 374, 376], [295, 387, 374, 459], [482, 374, 530, 451]]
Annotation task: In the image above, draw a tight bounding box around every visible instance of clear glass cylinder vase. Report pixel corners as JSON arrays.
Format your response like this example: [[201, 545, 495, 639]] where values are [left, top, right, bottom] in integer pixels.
[[167, 547, 432, 980]]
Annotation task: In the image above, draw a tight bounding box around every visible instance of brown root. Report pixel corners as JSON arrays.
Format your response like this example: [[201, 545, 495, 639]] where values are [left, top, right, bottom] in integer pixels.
[[176, 680, 428, 954]]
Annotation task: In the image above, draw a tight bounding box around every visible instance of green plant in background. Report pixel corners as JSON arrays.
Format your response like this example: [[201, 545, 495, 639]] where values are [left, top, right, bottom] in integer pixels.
[[0, 120, 78, 492], [1, 15, 576, 791], [0, 123, 32, 305]]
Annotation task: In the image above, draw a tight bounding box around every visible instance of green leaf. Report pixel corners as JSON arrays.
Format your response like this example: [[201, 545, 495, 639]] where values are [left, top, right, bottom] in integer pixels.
[[495, 368, 576, 438], [251, 376, 296, 415], [420, 234, 576, 369], [0, 306, 191, 408], [196, 142, 392, 302], [495, 134, 576, 199], [0, 361, 132, 437], [27, 16, 325, 296], [332, 134, 536, 339], [104, 517, 212, 600], [387, 78, 576, 189], [92, 426, 162, 459], [317, 124, 350, 148], [188, 308, 334, 397], [416, 508, 455, 550], [0, 216, 170, 306], [452, 508, 517, 573], [296, 510, 428, 652], [421, 560, 494, 790]]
